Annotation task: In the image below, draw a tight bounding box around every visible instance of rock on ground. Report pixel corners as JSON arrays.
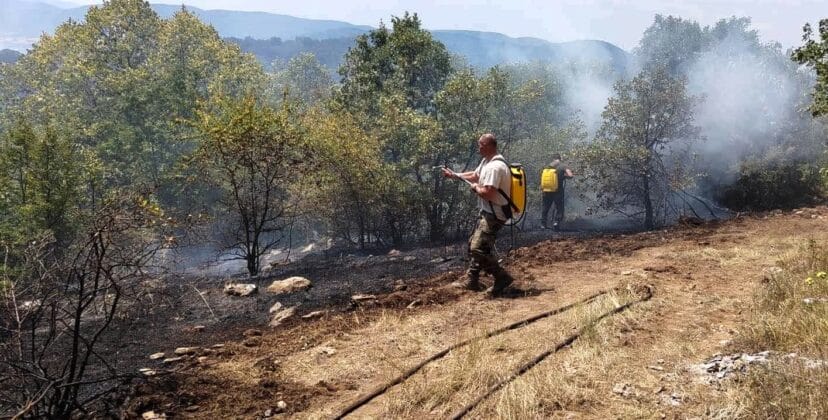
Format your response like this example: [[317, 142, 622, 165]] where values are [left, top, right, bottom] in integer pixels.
[[267, 276, 312, 295], [224, 283, 258, 297]]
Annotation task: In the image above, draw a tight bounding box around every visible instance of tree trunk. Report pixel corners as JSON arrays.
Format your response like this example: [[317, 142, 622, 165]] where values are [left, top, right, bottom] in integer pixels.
[[642, 172, 654, 230]]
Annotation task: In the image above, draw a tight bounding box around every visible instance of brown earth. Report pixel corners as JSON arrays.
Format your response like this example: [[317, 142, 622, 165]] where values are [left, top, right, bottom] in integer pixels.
[[124, 206, 828, 419]]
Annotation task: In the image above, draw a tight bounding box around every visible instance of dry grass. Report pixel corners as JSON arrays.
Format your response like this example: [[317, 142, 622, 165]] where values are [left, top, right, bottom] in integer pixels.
[[375, 289, 646, 418], [733, 238, 828, 419]]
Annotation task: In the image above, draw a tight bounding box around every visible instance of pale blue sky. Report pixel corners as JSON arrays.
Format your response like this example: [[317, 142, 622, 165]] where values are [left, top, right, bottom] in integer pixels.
[[70, 0, 826, 50]]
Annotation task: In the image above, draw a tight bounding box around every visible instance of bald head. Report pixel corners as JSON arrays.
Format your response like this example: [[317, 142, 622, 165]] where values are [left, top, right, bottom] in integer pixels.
[[477, 133, 498, 158], [479, 133, 497, 147]]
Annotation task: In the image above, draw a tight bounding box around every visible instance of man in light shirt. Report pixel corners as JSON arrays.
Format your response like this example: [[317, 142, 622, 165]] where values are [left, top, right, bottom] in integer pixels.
[[442, 133, 515, 296]]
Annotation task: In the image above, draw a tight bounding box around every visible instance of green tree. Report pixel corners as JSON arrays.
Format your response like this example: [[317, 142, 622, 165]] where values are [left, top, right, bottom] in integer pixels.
[[0, 119, 81, 243], [576, 67, 701, 230], [269, 52, 333, 108], [190, 96, 309, 276], [793, 19, 828, 116], [0, 1, 264, 205], [302, 108, 389, 249], [635, 15, 709, 74], [337, 12, 452, 117], [331, 13, 455, 244]]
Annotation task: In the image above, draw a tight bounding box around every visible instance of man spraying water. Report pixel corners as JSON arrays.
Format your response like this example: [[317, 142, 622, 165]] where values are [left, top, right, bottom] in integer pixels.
[[442, 133, 516, 297]]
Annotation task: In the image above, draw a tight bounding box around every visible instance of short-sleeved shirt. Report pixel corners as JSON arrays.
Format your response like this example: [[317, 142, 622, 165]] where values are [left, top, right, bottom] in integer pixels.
[[474, 154, 511, 220]]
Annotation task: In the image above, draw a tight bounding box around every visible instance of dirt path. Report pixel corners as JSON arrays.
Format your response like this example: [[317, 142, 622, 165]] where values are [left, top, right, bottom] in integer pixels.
[[127, 207, 828, 419]]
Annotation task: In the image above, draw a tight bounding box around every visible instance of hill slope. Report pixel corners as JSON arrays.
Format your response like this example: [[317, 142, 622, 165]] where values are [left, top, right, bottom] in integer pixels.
[[123, 206, 828, 418]]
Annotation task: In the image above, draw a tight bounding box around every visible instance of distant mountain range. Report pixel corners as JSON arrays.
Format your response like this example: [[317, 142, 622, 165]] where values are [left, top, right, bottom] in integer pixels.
[[0, 48, 22, 64], [0, 0, 631, 72]]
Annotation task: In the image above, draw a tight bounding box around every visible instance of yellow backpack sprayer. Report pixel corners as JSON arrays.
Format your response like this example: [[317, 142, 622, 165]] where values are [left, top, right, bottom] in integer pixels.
[[440, 160, 527, 251]]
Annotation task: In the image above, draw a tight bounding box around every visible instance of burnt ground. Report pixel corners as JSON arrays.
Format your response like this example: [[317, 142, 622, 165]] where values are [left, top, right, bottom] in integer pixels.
[[108, 207, 826, 418]]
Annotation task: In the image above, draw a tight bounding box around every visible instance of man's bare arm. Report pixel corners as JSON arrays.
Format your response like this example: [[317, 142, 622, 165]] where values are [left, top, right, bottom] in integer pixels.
[[471, 184, 499, 201]]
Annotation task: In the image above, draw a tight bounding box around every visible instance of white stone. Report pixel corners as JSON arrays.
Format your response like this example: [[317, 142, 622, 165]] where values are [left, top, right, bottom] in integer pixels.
[[266, 277, 311, 295], [269, 302, 283, 314], [275, 400, 288, 412], [174, 347, 198, 355], [139, 368, 157, 376], [302, 310, 325, 319], [351, 294, 377, 302], [224, 283, 258, 297], [142, 411, 166, 420], [149, 352, 165, 360], [269, 306, 297, 327]]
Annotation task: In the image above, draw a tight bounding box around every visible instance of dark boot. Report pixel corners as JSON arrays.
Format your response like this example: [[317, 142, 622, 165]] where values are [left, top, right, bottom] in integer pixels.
[[451, 271, 484, 291], [488, 272, 514, 297]]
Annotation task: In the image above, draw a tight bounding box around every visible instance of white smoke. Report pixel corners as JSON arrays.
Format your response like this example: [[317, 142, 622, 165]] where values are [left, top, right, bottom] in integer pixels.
[[687, 32, 807, 181]]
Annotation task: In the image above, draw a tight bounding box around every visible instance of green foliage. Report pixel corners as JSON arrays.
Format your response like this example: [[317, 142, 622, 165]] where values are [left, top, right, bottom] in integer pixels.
[[716, 159, 825, 211], [269, 53, 333, 108], [509, 120, 588, 213], [0, 0, 265, 206], [302, 108, 391, 248], [574, 67, 700, 229], [635, 15, 709, 74], [190, 95, 308, 275], [0, 119, 82, 243], [792, 19, 828, 116], [337, 12, 452, 117]]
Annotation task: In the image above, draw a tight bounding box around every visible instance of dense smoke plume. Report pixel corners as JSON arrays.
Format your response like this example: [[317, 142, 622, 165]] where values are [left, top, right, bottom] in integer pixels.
[[687, 33, 815, 183]]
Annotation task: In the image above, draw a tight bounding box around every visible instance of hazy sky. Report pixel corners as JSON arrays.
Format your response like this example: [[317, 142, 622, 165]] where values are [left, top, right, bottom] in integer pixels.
[[70, 0, 826, 50]]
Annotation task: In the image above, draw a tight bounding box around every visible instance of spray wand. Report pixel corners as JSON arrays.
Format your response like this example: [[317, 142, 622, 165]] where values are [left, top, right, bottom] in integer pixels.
[[434, 165, 474, 187]]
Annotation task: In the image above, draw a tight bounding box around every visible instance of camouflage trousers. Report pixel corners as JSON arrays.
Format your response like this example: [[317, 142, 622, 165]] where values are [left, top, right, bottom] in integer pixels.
[[467, 211, 506, 279]]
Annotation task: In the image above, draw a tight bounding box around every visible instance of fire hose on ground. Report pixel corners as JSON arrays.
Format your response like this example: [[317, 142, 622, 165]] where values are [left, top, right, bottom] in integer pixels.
[[332, 285, 653, 419]]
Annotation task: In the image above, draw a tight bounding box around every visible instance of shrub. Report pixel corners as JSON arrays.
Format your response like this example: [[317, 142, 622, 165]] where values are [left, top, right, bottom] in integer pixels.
[[716, 160, 824, 211]]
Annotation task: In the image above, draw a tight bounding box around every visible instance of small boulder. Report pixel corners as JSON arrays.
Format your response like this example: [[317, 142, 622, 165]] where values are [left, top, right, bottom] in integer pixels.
[[149, 352, 165, 360], [351, 294, 377, 302], [138, 368, 157, 376], [142, 411, 166, 420], [270, 306, 297, 327], [224, 283, 258, 297], [387, 249, 402, 256], [268, 302, 283, 314], [403, 256, 417, 262], [174, 347, 198, 356], [266, 277, 311, 295], [162, 357, 185, 364]]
